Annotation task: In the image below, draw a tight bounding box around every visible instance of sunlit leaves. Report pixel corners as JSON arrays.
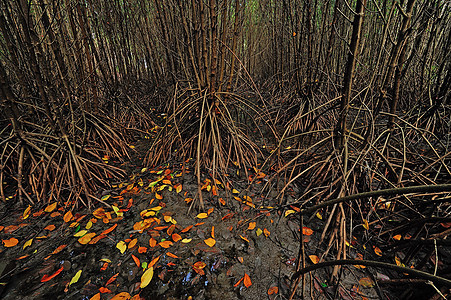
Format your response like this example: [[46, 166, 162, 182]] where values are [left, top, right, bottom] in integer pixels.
[[363, 219, 369, 230], [44, 224, 56, 231], [373, 246, 382, 256], [256, 228, 263, 236], [128, 238, 138, 249], [149, 255, 161, 268], [181, 238, 192, 243]]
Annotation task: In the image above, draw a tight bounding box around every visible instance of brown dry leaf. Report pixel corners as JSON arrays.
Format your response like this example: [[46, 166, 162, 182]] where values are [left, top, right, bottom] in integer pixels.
[[78, 233, 96, 245], [243, 273, 252, 288], [44, 202, 57, 213], [204, 238, 216, 247], [2, 238, 19, 247]]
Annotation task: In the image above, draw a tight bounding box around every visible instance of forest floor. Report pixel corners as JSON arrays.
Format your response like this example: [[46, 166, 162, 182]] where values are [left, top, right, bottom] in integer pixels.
[[0, 148, 388, 300]]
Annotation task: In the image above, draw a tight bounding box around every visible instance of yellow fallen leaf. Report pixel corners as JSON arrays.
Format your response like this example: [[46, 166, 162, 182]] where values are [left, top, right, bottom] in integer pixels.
[[204, 238, 216, 247], [181, 238, 192, 243], [316, 212, 323, 220], [23, 205, 31, 220], [232, 189, 239, 194], [69, 270, 82, 286], [85, 221, 93, 230], [359, 277, 374, 288], [44, 202, 57, 213], [116, 241, 127, 254], [196, 213, 208, 219], [256, 228, 263, 236], [23, 238, 33, 249], [374, 246, 382, 256], [140, 267, 154, 288], [240, 235, 250, 243], [363, 219, 369, 230], [176, 184, 182, 193], [101, 195, 111, 201], [73, 230, 88, 237], [284, 210, 296, 217]]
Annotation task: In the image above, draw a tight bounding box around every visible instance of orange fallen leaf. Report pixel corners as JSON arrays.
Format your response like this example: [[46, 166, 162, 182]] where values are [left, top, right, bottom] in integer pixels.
[[374, 246, 382, 256], [193, 261, 206, 269], [302, 227, 313, 235], [41, 266, 64, 282], [51, 244, 67, 254], [89, 234, 106, 244], [393, 234, 402, 240], [237, 257, 244, 263], [204, 238, 216, 247], [149, 255, 161, 268], [44, 224, 56, 231], [2, 238, 19, 247], [359, 277, 374, 288], [172, 233, 182, 242], [138, 246, 147, 253], [111, 292, 131, 300], [309, 255, 320, 264], [181, 225, 193, 233], [243, 273, 252, 287], [131, 254, 140, 267], [211, 226, 215, 238], [44, 202, 57, 213], [63, 211, 73, 222], [166, 252, 179, 258], [263, 228, 270, 237], [268, 286, 278, 295], [128, 238, 138, 249], [90, 293, 101, 300], [149, 238, 157, 247], [234, 277, 243, 287], [159, 240, 173, 248], [219, 198, 226, 205], [99, 287, 112, 293], [207, 208, 214, 215], [105, 273, 119, 285], [248, 222, 256, 230], [100, 224, 118, 235], [240, 235, 250, 243]]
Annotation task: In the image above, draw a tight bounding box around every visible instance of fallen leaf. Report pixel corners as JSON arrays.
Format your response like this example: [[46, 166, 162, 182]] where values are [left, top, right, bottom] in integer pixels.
[[204, 238, 216, 247], [69, 270, 82, 287], [101, 224, 118, 236], [106, 273, 119, 285], [193, 261, 206, 269], [128, 238, 138, 249], [309, 255, 320, 264], [234, 277, 243, 287], [140, 267, 154, 288], [78, 232, 96, 244], [138, 246, 147, 253], [211, 226, 215, 238], [41, 266, 64, 282], [302, 227, 313, 235], [132, 254, 141, 267], [44, 202, 57, 213], [219, 198, 226, 205], [51, 244, 67, 255], [116, 241, 127, 254], [393, 234, 402, 240], [172, 233, 182, 242], [237, 257, 244, 263], [159, 240, 173, 248], [23, 205, 31, 220], [240, 235, 250, 243], [196, 213, 208, 219], [207, 208, 214, 215], [263, 228, 270, 237], [268, 286, 278, 295], [44, 224, 56, 231], [243, 273, 252, 287], [359, 277, 374, 288], [166, 252, 179, 258], [248, 222, 256, 230], [149, 255, 161, 268], [285, 210, 296, 217], [181, 238, 192, 243], [363, 219, 369, 230], [374, 246, 382, 256], [90, 293, 101, 300], [23, 238, 33, 249], [111, 292, 132, 300], [74, 230, 88, 237], [176, 184, 182, 193], [256, 228, 263, 236], [99, 287, 112, 293], [2, 238, 19, 247], [232, 189, 239, 194], [149, 238, 157, 247]]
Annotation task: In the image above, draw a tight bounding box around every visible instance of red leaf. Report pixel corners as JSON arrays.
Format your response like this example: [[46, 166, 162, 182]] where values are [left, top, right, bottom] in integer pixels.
[[105, 273, 119, 285], [41, 266, 64, 282], [100, 224, 118, 235]]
